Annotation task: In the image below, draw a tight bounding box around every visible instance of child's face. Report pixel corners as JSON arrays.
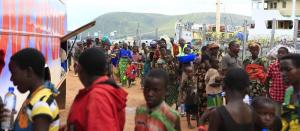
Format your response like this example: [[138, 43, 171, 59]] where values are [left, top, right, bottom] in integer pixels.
[[8, 61, 30, 93], [255, 104, 276, 129], [185, 67, 194, 77], [143, 77, 165, 109]]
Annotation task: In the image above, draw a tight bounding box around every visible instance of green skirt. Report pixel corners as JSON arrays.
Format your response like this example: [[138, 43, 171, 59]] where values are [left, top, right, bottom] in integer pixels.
[[119, 58, 128, 85], [207, 93, 223, 108]]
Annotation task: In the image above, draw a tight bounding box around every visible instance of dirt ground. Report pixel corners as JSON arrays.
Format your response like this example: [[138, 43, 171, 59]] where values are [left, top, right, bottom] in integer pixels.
[[59, 70, 197, 131]]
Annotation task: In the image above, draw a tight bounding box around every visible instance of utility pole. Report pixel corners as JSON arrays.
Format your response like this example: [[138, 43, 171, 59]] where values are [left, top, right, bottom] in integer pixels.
[[292, 0, 297, 19], [216, 0, 221, 42], [242, 20, 247, 61], [294, 19, 299, 44], [136, 23, 140, 46], [155, 28, 159, 40], [270, 18, 276, 48], [202, 24, 207, 46]]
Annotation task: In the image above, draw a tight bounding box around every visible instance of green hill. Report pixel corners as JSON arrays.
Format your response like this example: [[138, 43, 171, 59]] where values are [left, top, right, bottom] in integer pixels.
[[82, 12, 251, 39]]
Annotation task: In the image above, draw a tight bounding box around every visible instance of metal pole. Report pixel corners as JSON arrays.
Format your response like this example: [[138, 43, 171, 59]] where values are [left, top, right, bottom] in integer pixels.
[[242, 20, 247, 61], [294, 19, 299, 45], [270, 18, 276, 48]]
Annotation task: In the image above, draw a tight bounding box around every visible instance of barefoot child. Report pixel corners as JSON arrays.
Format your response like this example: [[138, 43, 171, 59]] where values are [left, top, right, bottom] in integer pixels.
[[182, 66, 199, 129]]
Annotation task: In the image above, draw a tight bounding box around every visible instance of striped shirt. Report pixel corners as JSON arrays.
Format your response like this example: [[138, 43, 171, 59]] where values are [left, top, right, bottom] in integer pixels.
[[135, 102, 179, 131], [14, 86, 59, 131]]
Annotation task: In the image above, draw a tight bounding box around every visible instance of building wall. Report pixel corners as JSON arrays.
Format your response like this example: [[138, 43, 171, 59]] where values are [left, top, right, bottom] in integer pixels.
[[265, 0, 300, 16]]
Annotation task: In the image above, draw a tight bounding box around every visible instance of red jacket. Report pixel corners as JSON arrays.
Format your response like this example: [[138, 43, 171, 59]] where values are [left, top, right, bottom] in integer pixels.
[[67, 76, 128, 131]]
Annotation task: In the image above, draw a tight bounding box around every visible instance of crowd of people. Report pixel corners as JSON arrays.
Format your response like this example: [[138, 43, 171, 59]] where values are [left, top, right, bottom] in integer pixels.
[[1, 36, 300, 131]]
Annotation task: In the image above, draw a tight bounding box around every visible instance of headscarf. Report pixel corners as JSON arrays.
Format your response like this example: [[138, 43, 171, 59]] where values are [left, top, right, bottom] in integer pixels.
[[101, 36, 111, 45]]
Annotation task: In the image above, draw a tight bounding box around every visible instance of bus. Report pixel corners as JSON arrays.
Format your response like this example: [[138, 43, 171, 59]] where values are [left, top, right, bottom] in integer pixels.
[[0, 0, 95, 114]]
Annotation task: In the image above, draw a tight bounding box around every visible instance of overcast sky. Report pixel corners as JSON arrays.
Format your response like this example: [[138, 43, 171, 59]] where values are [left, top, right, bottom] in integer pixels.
[[65, 0, 252, 30]]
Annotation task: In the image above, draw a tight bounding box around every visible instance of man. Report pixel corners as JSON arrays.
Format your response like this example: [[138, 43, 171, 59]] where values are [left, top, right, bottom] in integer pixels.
[[177, 38, 191, 56], [3, 48, 59, 131], [266, 47, 289, 114], [135, 69, 181, 131], [221, 40, 242, 74], [67, 48, 128, 131]]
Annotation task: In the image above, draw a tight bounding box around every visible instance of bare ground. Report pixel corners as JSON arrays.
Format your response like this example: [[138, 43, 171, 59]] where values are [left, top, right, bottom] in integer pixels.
[[60, 70, 197, 131]]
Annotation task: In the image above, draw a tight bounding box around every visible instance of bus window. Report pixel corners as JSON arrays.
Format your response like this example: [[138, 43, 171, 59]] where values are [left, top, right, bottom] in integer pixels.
[[0, 50, 5, 74]]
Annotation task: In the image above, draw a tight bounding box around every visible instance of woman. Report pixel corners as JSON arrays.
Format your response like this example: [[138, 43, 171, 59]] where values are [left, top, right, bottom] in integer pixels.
[[111, 44, 120, 81], [243, 42, 267, 97], [279, 54, 300, 131], [118, 43, 132, 86]]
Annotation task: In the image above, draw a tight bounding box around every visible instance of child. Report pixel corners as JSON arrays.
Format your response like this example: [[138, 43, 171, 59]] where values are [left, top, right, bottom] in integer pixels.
[[208, 68, 255, 131], [135, 69, 181, 131], [205, 58, 223, 108], [251, 96, 282, 131], [125, 60, 137, 88], [4, 48, 59, 130], [181, 66, 199, 129]]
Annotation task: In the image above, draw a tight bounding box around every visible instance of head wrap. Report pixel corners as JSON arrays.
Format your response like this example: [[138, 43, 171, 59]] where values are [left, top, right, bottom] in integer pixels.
[[248, 42, 260, 49], [208, 43, 220, 49]]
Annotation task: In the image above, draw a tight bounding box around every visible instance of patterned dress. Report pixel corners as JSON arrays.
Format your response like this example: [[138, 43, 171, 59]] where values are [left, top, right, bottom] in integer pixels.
[[165, 57, 179, 106], [195, 63, 207, 115], [281, 86, 300, 131], [243, 57, 267, 97]]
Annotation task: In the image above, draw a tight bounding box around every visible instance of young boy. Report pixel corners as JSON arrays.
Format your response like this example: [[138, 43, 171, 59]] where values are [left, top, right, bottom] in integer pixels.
[[66, 48, 128, 131], [135, 69, 181, 131], [251, 96, 282, 131], [181, 66, 199, 129], [205, 59, 223, 108], [3, 48, 59, 131]]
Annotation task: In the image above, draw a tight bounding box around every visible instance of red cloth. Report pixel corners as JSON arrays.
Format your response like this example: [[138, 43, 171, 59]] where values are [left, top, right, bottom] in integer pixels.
[[172, 43, 179, 56], [126, 64, 137, 80], [245, 63, 266, 83], [67, 76, 128, 131], [267, 61, 288, 103]]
